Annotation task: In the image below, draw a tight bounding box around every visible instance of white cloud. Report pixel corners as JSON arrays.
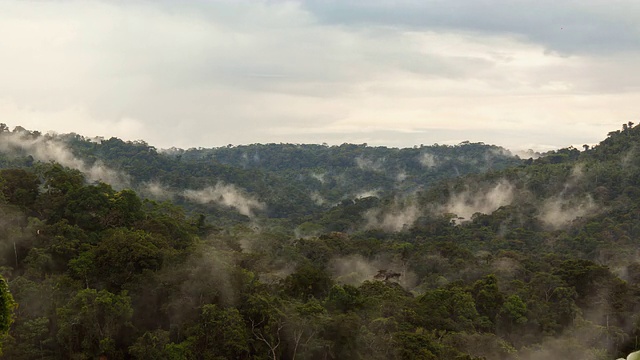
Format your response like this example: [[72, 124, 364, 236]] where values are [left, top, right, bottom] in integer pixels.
[[0, 0, 637, 151], [183, 183, 265, 217], [443, 180, 515, 220], [0, 130, 130, 187]]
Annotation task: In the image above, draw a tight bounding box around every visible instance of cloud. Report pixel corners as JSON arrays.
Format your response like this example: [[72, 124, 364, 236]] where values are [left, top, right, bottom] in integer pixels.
[[364, 202, 421, 232], [303, 0, 640, 55], [139, 180, 265, 217], [0, 0, 637, 152], [419, 152, 439, 168], [309, 191, 326, 205], [139, 182, 175, 201], [354, 189, 381, 199], [355, 156, 385, 172], [329, 254, 417, 289], [539, 195, 596, 229], [443, 180, 515, 220], [310, 172, 326, 184], [183, 183, 265, 217], [0, 130, 130, 187]]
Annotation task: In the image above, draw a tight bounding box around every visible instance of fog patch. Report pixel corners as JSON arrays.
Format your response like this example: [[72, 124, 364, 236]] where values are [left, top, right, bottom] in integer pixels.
[[355, 156, 385, 172], [0, 131, 130, 188], [309, 191, 325, 205], [488, 147, 514, 158], [140, 181, 264, 217], [569, 163, 585, 184], [293, 222, 324, 239], [539, 195, 596, 229], [364, 202, 420, 232], [536, 164, 597, 228], [419, 152, 438, 168], [484, 147, 515, 169], [329, 254, 417, 289], [139, 182, 175, 201], [518, 317, 627, 360], [183, 183, 265, 217], [620, 147, 637, 168], [513, 149, 542, 159], [260, 265, 296, 285], [354, 189, 380, 199], [491, 256, 522, 281], [443, 180, 515, 221], [310, 172, 326, 184]]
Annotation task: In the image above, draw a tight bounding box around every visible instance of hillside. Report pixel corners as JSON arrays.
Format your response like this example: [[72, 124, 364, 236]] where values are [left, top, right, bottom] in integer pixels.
[[1, 124, 640, 359], [0, 125, 523, 226]]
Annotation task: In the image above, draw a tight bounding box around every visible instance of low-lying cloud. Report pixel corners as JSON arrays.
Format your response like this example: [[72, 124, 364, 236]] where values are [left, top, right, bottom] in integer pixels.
[[140, 181, 265, 218], [443, 180, 515, 220], [184, 184, 265, 217], [538, 195, 596, 229], [364, 202, 420, 232], [355, 156, 385, 172], [0, 130, 130, 188], [419, 152, 439, 168], [329, 254, 417, 289]]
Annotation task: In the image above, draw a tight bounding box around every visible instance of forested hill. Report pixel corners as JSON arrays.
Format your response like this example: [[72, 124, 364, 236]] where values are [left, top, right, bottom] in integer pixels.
[[0, 125, 523, 225], [3, 123, 640, 359]]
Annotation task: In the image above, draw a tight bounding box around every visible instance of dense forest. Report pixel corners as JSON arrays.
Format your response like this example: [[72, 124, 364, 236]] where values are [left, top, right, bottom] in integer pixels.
[[1, 123, 640, 359]]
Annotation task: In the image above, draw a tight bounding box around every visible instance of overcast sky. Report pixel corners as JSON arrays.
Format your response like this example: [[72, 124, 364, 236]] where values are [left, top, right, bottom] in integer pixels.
[[1, 0, 639, 151]]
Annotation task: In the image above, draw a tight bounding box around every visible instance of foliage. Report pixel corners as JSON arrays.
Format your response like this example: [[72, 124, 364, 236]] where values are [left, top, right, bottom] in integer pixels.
[[2, 124, 640, 359]]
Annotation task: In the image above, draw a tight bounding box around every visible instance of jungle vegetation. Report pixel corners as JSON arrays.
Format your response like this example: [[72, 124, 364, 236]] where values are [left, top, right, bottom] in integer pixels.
[[1, 123, 640, 359]]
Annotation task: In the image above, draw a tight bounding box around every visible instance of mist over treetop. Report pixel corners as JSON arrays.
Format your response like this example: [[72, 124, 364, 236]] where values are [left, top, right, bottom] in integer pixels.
[[2, 123, 640, 359]]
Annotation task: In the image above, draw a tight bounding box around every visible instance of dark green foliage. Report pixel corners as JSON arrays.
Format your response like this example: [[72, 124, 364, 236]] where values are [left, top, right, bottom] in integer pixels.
[[186, 304, 249, 359], [0, 277, 16, 350], [0, 169, 40, 209], [282, 264, 333, 300], [56, 288, 133, 359], [5, 124, 640, 359], [417, 286, 479, 332]]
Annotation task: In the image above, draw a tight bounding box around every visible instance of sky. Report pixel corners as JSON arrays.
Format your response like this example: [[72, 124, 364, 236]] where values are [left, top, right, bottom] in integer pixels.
[[1, 0, 639, 151]]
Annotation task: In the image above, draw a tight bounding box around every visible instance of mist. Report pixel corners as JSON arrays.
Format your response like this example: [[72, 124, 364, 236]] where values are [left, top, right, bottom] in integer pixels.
[[443, 180, 515, 221], [364, 202, 420, 232], [418, 152, 439, 168], [538, 164, 597, 228], [539, 195, 596, 229], [329, 254, 417, 290], [355, 156, 385, 172], [354, 189, 380, 199], [139, 181, 175, 201], [183, 183, 265, 217], [139, 180, 265, 218], [0, 130, 130, 188]]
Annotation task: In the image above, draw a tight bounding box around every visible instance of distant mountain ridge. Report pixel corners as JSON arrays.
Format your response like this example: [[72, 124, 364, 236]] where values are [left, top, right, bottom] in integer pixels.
[[0, 124, 523, 226]]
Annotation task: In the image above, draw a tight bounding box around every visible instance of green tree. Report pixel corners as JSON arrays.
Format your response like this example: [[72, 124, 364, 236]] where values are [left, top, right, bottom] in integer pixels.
[[417, 286, 479, 332], [471, 275, 504, 331], [0, 169, 40, 209], [92, 228, 171, 290], [282, 264, 333, 300], [56, 288, 133, 359], [128, 330, 171, 360], [0, 276, 17, 353], [188, 304, 249, 360], [496, 294, 528, 341]]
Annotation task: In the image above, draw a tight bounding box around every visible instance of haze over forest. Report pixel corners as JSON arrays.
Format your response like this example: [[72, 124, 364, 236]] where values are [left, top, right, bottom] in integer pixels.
[[3, 1, 640, 359], [1, 123, 640, 360]]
